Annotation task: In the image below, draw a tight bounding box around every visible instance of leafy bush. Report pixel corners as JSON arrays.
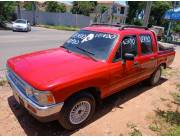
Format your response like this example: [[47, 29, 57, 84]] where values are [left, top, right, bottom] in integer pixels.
[[45, 1, 66, 13], [0, 1, 16, 26]]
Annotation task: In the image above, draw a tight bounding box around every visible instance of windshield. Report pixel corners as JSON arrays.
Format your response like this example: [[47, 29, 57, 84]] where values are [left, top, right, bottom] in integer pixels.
[[63, 30, 118, 61], [15, 19, 26, 24]]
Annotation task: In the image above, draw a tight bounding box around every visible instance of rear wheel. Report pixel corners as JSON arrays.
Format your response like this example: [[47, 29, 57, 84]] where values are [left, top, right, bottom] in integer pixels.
[[149, 66, 162, 86], [58, 92, 96, 130]]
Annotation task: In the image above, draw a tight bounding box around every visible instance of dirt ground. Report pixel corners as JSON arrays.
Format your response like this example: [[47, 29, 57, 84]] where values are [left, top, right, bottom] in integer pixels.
[[0, 46, 180, 136]]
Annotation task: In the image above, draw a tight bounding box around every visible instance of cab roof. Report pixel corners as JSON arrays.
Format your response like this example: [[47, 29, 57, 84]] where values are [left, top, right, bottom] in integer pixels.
[[83, 24, 151, 35]]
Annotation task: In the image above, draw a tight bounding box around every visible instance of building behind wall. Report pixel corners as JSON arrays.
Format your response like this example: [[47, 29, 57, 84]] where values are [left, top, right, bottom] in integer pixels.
[[92, 1, 129, 24]]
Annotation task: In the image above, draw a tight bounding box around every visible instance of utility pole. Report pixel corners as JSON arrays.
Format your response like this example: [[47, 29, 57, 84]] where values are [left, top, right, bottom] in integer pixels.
[[167, 1, 176, 36], [32, 2, 36, 26], [143, 1, 152, 27], [17, 2, 21, 19], [110, 1, 115, 24]]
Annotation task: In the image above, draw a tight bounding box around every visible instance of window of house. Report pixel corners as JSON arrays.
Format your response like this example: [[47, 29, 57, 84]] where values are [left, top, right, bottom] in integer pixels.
[[114, 35, 137, 62], [120, 7, 125, 14], [140, 35, 153, 55]]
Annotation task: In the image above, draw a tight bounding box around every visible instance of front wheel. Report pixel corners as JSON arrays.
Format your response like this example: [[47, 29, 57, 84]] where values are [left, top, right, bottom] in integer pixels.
[[149, 67, 162, 86], [58, 92, 96, 130]]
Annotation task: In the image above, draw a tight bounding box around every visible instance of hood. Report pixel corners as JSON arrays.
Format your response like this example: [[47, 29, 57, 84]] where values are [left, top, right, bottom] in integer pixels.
[[13, 23, 27, 27], [7, 48, 106, 90]]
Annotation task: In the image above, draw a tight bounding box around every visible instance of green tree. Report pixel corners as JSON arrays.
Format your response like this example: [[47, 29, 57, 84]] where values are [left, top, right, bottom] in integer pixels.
[[126, 1, 145, 25], [71, 1, 97, 16], [23, 1, 33, 10], [0, 1, 16, 26], [45, 1, 66, 13], [173, 22, 180, 33], [99, 5, 108, 14], [150, 1, 172, 26]]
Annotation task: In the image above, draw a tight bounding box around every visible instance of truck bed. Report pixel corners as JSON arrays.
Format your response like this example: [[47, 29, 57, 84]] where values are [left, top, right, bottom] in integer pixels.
[[157, 42, 175, 67]]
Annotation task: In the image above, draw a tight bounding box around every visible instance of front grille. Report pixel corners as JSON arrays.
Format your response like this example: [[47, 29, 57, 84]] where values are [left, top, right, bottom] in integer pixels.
[[7, 68, 27, 95]]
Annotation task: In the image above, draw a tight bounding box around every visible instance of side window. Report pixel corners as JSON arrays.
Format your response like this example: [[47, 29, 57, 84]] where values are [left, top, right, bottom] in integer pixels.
[[140, 35, 153, 55], [114, 35, 137, 62]]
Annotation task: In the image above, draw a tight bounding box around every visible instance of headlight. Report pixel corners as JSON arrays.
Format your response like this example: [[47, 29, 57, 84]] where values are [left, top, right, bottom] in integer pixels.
[[33, 90, 55, 106], [25, 88, 55, 106]]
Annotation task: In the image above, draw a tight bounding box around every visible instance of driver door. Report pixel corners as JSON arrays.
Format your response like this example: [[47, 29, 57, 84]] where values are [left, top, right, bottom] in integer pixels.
[[109, 35, 142, 94]]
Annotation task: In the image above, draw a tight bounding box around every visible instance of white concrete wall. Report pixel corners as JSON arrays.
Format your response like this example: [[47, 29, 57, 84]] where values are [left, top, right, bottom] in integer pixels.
[[19, 10, 92, 28]]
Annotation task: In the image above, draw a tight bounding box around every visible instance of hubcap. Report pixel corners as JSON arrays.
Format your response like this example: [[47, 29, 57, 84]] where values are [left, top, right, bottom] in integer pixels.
[[154, 69, 161, 84], [69, 101, 91, 125]]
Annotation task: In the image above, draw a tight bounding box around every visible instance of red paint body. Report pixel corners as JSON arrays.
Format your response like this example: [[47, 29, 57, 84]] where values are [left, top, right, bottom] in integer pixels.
[[7, 26, 175, 103]]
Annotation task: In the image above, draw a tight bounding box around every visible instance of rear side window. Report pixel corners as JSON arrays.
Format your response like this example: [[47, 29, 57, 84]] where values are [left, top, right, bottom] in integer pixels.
[[140, 35, 153, 55], [114, 35, 137, 62]]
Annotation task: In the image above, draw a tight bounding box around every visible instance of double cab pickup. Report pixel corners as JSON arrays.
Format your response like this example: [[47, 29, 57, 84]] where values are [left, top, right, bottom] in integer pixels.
[[6, 24, 175, 130]]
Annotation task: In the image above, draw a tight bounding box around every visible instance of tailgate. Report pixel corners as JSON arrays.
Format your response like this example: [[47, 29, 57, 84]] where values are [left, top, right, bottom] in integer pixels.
[[158, 50, 175, 67]]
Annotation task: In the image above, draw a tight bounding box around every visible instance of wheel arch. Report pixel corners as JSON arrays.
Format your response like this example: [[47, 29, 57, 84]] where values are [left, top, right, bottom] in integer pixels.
[[64, 87, 102, 105]]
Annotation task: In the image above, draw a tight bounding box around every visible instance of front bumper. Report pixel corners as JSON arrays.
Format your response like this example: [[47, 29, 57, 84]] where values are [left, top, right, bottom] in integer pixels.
[[6, 71, 64, 121], [13, 26, 27, 31]]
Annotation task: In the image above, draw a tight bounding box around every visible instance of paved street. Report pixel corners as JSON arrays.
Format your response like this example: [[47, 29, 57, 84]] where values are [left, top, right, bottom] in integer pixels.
[[0, 27, 75, 70]]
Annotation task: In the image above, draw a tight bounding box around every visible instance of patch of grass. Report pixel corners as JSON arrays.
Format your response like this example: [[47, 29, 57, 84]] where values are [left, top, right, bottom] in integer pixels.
[[176, 83, 180, 91], [0, 78, 7, 86], [156, 109, 180, 125], [127, 122, 142, 136], [127, 122, 137, 129], [38, 25, 80, 31], [129, 128, 142, 136], [166, 125, 180, 136], [149, 123, 161, 132], [161, 68, 180, 77], [161, 68, 170, 77], [149, 109, 180, 135], [171, 92, 180, 103], [149, 90, 180, 135]]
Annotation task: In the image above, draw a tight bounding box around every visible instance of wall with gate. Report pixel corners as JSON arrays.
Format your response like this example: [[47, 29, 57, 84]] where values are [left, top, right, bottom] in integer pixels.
[[19, 10, 92, 28]]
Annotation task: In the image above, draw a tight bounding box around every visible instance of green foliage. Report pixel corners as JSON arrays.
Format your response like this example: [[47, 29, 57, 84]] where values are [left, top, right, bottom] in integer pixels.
[[156, 110, 180, 125], [173, 22, 180, 33], [149, 123, 161, 132], [126, 1, 145, 25], [127, 122, 142, 136], [0, 1, 16, 26], [133, 19, 143, 26], [149, 109, 180, 135], [149, 92, 180, 136], [150, 1, 172, 26], [171, 92, 180, 103], [167, 125, 180, 136], [45, 1, 66, 13], [99, 5, 108, 14], [23, 1, 33, 11], [71, 1, 97, 16], [127, 1, 172, 27], [176, 83, 180, 91]]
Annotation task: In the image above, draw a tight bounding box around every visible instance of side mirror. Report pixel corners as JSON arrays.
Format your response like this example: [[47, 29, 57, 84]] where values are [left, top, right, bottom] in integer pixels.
[[123, 53, 134, 61]]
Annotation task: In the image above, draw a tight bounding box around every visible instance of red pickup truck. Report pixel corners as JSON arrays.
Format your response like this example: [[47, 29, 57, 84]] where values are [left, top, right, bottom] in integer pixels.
[[6, 24, 175, 130]]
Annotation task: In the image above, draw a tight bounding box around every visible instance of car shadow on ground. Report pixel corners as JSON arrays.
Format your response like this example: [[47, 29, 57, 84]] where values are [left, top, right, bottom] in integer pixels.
[[8, 78, 167, 135]]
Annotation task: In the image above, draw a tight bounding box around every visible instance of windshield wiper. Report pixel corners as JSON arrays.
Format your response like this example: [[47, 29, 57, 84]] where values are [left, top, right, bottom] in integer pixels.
[[61, 45, 71, 53], [74, 45, 97, 62]]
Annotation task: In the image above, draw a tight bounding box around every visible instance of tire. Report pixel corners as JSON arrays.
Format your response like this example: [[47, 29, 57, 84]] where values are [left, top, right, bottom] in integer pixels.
[[149, 66, 162, 86], [58, 92, 96, 130]]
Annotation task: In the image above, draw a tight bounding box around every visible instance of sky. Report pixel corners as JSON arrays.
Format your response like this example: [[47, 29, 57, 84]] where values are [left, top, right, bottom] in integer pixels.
[[61, 1, 127, 6]]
